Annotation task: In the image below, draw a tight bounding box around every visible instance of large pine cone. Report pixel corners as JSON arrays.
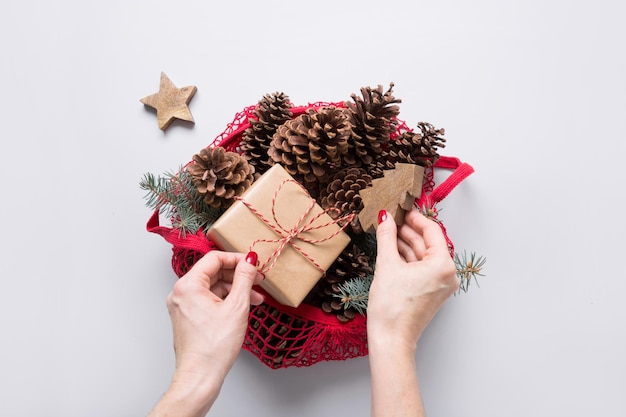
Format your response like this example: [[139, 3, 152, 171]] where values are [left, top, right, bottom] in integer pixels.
[[187, 147, 255, 209], [343, 83, 401, 173], [319, 167, 372, 233], [241, 92, 293, 177], [267, 106, 351, 195], [304, 243, 373, 323]]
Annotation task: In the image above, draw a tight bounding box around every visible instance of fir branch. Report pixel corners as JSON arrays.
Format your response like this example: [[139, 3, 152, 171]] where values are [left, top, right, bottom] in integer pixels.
[[140, 171, 179, 219], [140, 166, 224, 237], [167, 168, 211, 218], [454, 251, 487, 294], [333, 274, 374, 315]]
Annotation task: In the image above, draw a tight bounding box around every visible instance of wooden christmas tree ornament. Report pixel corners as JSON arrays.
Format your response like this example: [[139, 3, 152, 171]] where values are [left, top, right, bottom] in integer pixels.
[[358, 163, 424, 234], [140, 72, 197, 131]]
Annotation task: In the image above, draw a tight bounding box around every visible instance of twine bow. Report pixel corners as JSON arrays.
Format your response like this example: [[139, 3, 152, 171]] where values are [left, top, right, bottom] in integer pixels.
[[235, 179, 354, 275]]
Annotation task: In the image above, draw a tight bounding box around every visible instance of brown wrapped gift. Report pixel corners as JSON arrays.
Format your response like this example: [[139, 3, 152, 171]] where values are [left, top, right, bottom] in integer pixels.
[[207, 164, 351, 307]]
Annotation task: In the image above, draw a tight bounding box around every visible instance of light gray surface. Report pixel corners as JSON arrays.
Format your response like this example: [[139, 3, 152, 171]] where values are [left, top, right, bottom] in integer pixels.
[[1, 1, 624, 416]]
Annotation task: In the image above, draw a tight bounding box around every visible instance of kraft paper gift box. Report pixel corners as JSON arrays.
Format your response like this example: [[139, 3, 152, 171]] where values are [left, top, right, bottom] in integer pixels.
[[207, 164, 351, 308]]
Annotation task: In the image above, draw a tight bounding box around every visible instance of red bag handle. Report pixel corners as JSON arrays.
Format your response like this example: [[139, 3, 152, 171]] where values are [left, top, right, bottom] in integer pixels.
[[423, 155, 474, 204], [146, 210, 214, 254]]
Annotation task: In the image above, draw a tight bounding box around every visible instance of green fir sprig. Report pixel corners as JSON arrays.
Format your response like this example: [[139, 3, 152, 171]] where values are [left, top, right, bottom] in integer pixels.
[[333, 274, 374, 315], [140, 167, 224, 236], [454, 251, 487, 294]]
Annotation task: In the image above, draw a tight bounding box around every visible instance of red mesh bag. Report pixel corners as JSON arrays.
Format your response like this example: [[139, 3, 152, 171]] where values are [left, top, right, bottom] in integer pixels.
[[146, 100, 474, 369]]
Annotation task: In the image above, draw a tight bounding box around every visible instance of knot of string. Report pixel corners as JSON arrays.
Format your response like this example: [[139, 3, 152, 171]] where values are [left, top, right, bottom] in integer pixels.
[[235, 179, 354, 275]]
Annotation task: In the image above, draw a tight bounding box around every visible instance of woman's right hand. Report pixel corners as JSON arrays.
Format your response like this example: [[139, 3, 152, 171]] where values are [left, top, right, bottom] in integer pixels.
[[367, 209, 459, 417], [367, 209, 459, 353]]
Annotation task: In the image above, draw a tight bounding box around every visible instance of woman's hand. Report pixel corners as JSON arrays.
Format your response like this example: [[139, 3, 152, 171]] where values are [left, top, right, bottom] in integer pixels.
[[367, 209, 459, 417], [367, 209, 459, 352], [149, 250, 264, 417]]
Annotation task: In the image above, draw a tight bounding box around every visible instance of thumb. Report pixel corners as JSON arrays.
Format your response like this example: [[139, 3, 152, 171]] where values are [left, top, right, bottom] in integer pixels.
[[226, 251, 261, 308], [376, 210, 401, 262]]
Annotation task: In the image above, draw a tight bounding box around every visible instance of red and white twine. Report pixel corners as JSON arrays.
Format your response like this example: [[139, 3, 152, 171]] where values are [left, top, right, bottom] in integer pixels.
[[235, 178, 354, 275]]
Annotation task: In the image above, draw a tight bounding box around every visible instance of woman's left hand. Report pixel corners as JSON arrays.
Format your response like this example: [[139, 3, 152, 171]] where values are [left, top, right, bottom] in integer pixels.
[[149, 250, 264, 417]]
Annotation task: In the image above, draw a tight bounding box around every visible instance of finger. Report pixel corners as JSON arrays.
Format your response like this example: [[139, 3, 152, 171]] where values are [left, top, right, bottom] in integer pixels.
[[186, 251, 244, 289], [211, 282, 233, 300], [225, 252, 262, 308], [250, 289, 265, 306], [166, 274, 221, 315], [398, 220, 426, 260], [375, 210, 402, 263], [404, 210, 449, 255], [397, 236, 419, 262]]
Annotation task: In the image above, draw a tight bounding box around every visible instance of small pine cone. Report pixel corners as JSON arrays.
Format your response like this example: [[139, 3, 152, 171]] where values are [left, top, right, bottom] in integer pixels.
[[373, 122, 446, 177], [306, 243, 373, 322], [267, 106, 351, 194], [319, 167, 372, 233], [415, 122, 446, 165], [343, 83, 401, 171], [241, 92, 293, 176], [186, 147, 255, 209]]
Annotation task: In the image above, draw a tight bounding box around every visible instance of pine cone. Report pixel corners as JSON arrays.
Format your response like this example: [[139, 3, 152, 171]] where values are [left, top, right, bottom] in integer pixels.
[[186, 147, 255, 209], [305, 243, 373, 322], [267, 106, 351, 195], [241, 92, 293, 177], [319, 167, 372, 233], [343, 83, 401, 172], [370, 122, 447, 177], [415, 121, 446, 164]]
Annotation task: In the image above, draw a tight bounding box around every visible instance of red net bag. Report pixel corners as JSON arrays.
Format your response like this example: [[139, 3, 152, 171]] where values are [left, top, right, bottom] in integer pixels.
[[146, 98, 474, 369]]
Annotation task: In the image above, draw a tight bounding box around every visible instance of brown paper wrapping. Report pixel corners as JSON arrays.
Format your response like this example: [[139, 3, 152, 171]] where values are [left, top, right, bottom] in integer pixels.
[[207, 164, 351, 307]]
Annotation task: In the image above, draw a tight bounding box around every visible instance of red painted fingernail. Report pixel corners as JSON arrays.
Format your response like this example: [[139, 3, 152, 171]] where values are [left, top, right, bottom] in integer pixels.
[[378, 210, 388, 224], [245, 251, 258, 266]]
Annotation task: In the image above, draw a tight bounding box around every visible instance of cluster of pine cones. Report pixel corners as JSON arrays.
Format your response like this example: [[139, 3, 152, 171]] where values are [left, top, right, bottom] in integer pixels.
[[185, 83, 446, 321]]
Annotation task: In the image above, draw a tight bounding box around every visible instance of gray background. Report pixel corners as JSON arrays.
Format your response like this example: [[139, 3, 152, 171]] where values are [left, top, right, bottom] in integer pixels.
[[1, 0, 624, 416]]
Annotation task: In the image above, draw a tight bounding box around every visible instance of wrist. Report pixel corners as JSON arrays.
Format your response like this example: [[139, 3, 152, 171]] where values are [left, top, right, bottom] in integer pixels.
[[157, 370, 221, 417], [172, 353, 229, 401], [367, 318, 423, 357], [368, 330, 417, 360], [148, 351, 229, 417], [148, 372, 221, 417], [368, 330, 424, 417]]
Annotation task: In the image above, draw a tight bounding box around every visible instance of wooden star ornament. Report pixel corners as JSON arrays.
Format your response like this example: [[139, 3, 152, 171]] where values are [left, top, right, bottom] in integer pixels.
[[358, 163, 425, 234], [140, 72, 197, 131]]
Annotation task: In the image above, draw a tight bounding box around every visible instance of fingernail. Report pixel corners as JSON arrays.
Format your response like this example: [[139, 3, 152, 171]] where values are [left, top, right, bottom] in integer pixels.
[[245, 251, 258, 266], [378, 210, 388, 224]]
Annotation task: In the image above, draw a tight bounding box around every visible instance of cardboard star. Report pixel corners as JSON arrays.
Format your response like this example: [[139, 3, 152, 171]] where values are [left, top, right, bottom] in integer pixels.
[[140, 72, 197, 131], [358, 163, 425, 234]]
